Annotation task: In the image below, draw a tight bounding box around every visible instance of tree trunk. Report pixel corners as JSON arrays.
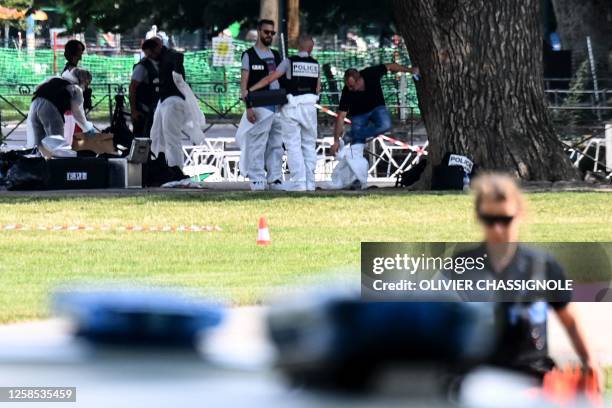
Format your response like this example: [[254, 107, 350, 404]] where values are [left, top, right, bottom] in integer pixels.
[[260, 0, 279, 24], [287, 0, 300, 48], [392, 0, 578, 184], [551, 0, 612, 75], [260, 0, 280, 47]]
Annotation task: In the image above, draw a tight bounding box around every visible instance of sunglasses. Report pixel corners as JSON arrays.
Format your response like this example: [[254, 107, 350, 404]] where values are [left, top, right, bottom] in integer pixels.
[[262, 30, 276, 36], [478, 213, 515, 227]]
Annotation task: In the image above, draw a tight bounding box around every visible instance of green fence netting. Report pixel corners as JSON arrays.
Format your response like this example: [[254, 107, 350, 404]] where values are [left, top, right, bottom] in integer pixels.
[[0, 39, 419, 120]]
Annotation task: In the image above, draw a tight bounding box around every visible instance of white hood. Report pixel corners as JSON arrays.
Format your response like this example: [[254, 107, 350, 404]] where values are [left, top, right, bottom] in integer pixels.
[[61, 69, 80, 85]]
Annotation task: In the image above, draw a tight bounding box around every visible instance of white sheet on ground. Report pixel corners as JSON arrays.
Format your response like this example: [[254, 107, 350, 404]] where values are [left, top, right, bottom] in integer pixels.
[[41, 135, 77, 158], [323, 142, 368, 190]]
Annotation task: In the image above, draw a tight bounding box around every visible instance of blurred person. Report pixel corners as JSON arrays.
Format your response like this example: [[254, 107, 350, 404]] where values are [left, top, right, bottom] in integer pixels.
[[236, 19, 285, 191], [245, 29, 258, 42], [129, 38, 161, 138], [327, 62, 419, 189], [145, 25, 169, 47], [346, 32, 368, 52], [26, 68, 95, 147], [247, 34, 320, 191], [463, 173, 600, 385], [145, 25, 158, 40]]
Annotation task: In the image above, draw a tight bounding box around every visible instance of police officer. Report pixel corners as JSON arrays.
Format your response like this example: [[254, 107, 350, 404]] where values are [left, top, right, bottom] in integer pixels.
[[446, 173, 601, 384], [129, 38, 161, 138], [236, 19, 285, 191], [247, 34, 320, 191]]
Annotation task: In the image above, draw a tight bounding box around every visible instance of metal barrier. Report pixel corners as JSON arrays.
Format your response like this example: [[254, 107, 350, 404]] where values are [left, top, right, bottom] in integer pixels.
[[543, 77, 612, 91], [1, 79, 422, 142], [182, 135, 429, 182], [3, 78, 608, 180], [0, 82, 127, 140], [546, 89, 612, 111]]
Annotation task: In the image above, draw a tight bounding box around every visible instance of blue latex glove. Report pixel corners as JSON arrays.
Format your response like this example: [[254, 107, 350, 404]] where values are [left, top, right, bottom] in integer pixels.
[[85, 128, 96, 137]]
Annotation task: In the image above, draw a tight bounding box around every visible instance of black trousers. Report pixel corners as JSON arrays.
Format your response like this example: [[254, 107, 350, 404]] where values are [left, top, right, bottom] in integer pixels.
[[132, 110, 154, 138]]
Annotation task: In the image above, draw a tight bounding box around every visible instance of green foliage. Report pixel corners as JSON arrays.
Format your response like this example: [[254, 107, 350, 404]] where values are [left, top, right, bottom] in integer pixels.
[[2, 0, 32, 11], [32, 0, 392, 34], [33, 0, 258, 33], [0, 42, 418, 119], [301, 0, 393, 34], [0, 0, 31, 32], [551, 59, 590, 136]]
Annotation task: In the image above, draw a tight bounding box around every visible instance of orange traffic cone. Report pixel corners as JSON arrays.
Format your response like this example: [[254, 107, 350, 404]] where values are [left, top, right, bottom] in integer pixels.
[[542, 365, 603, 407], [257, 217, 271, 246]]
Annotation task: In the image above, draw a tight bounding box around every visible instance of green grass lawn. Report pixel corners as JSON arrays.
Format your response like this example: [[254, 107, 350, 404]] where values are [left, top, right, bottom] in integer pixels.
[[0, 190, 611, 323]]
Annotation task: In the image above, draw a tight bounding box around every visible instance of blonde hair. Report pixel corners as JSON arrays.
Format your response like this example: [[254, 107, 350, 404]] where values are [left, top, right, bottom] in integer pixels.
[[472, 173, 526, 214]]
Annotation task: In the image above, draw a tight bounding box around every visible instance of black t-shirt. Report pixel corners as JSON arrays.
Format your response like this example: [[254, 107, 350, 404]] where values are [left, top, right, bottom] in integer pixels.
[[446, 244, 571, 378], [338, 64, 387, 117]]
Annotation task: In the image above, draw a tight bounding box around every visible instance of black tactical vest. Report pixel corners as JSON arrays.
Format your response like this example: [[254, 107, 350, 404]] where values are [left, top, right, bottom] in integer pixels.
[[286, 54, 319, 96], [32, 78, 72, 118], [158, 47, 185, 101], [133, 58, 160, 112], [243, 47, 284, 90]]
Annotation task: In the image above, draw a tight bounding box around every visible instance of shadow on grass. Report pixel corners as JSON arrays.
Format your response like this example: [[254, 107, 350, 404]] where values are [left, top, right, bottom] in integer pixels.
[[0, 188, 469, 205]]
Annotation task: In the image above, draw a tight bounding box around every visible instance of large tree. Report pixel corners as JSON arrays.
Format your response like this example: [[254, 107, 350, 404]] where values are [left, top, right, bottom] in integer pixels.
[[392, 0, 577, 183]]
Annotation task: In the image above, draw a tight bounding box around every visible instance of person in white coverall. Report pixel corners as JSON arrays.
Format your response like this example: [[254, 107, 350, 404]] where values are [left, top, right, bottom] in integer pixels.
[[236, 19, 285, 191], [26, 68, 94, 148], [246, 35, 321, 191], [147, 39, 206, 181]]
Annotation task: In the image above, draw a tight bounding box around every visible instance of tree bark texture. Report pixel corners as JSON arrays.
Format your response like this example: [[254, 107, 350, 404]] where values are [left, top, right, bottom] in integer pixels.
[[260, 0, 280, 24], [392, 0, 577, 182], [288, 0, 300, 48]]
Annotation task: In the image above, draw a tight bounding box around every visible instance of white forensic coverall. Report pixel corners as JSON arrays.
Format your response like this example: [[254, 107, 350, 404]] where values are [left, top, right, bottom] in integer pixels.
[[150, 72, 206, 168], [235, 108, 284, 184], [279, 94, 319, 191], [26, 72, 94, 148], [324, 141, 369, 190]]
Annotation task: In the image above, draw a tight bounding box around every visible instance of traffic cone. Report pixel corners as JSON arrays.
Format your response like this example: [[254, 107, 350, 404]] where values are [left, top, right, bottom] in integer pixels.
[[257, 217, 271, 246]]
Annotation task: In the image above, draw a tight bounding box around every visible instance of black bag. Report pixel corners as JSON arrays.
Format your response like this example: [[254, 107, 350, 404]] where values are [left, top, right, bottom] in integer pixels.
[[432, 153, 476, 190], [103, 94, 134, 156], [46, 158, 109, 190], [6, 157, 48, 191], [0, 148, 38, 187], [396, 158, 427, 188], [144, 152, 185, 187], [247, 89, 288, 107]]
